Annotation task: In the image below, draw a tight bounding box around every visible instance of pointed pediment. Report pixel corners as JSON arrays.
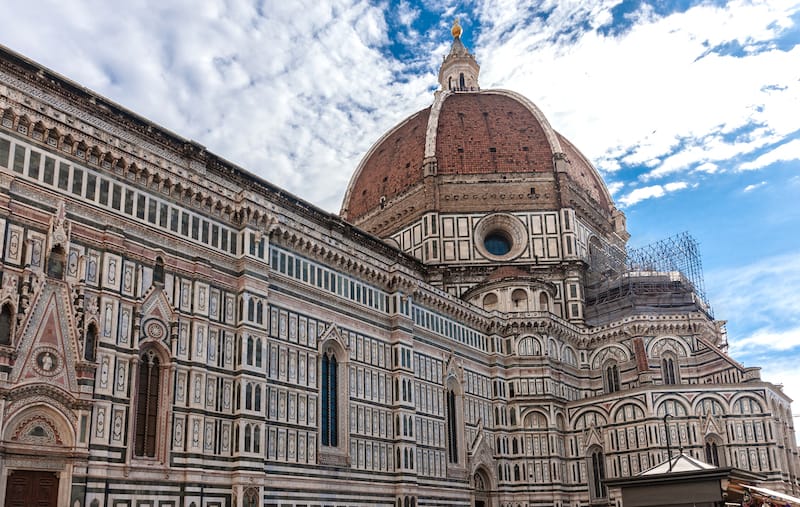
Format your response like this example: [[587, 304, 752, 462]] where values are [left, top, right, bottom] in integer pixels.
[[318, 322, 347, 354], [140, 287, 175, 345], [11, 283, 79, 394], [468, 422, 494, 472], [585, 424, 603, 449], [702, 413, 723, 436], [141, 286, 175, 324]]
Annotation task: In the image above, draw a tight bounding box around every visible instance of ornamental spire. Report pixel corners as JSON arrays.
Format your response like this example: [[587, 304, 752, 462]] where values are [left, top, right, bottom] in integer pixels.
[[438, 18, 480, 92]]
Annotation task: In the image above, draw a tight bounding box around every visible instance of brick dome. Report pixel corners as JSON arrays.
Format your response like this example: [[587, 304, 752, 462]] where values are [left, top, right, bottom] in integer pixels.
[[340, 89, 615, 229], [341, 20, 618, 239]]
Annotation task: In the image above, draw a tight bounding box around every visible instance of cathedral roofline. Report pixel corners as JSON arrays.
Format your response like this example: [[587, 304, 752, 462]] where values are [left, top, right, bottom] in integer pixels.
[[0, 43, 424, 272]]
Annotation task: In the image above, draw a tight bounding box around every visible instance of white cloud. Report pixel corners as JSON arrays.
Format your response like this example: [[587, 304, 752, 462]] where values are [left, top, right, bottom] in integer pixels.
[[618, 181, 688, 207], [0, 0, 796, 216], [739, 138, 800, 171], [708, 251, 800, 337], [606, 181, 624, 196], [730, 326, 800, 354], [743, 181, 767, 192], [477, 0, 800, 187]]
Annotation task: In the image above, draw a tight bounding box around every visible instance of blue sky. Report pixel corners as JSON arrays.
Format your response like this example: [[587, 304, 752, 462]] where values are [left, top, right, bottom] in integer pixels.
[[1, 1, 799, 403]]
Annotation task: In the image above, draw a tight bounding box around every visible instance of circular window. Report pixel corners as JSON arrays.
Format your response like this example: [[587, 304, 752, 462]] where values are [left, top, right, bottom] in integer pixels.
[[474, 213, 527, 260], [484, 231, 511, 256]]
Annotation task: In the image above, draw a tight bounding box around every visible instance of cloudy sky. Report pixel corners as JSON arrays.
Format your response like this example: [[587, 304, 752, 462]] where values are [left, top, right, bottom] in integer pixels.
[[2, 1, 799, 403]]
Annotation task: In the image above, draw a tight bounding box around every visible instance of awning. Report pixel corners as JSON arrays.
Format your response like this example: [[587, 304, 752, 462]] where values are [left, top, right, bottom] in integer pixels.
[[744, 484, 800, 505]]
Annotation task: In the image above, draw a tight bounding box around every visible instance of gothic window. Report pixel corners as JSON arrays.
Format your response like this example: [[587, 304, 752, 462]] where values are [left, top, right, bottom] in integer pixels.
[[446, 389, 458, 463], [84, 323, 97, 361], [46, 245, 66, 279], [705, 439, 721, 466], [0, 303, 13, 345], [253, 425, 261, 453], [246, 383, 253, 410], [588, 446, 607, 500], [153, 257, 165, 284], [134, 348, 162, 458], [514, 464, 520, 481], [254, 385, 262, 412], [605, 363, 621, 393], [243, 488, 258, 507], [244, 424, 252, 452], [459, 73, 465, 89], [246, 337, 254, 365], [321, 351, 338, 446], [255, 338, 262, 367], [662, 356, 677, 384]]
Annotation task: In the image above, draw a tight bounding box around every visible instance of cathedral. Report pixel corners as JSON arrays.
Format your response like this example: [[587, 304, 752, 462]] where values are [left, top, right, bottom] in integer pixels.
[[0, 20, 796, 507]]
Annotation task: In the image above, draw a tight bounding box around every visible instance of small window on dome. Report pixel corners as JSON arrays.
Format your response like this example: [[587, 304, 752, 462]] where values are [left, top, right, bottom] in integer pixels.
[[484, 232, 511, 256]]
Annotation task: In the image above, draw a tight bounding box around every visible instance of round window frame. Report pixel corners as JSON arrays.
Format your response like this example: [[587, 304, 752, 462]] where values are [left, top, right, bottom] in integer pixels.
[[474, 213, 527, 261]]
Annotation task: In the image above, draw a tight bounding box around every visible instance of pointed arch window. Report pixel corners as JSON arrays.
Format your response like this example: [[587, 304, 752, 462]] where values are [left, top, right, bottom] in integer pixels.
[[588, 446, 607, 500], [321, 351, 338, 446], [153, 257, 165, 284], [135, 348, 162, 458], [0, 303, 13, 346], [84, 323, 97, 361], [605, 363, 621, 393], [705, 438, 722, 466], [446, 389, 458, 463], [46, 245, 66, 279], [662, 356, 677, 385]]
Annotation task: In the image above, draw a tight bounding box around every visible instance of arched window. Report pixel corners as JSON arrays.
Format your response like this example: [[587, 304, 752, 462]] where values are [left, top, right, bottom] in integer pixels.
[[255, 339, 262, 367], [46, 245, 66, 279], [539, 292, 550, 311], [511, 289, 527, 310], [662, 356, 677, 385], [245, 383, 253, 410], [588, 447, 607, 500], [514, 464, 520, 481], [512, 438, 519, 454], [135, 348, 161, 458], [705, 438, 722, 466], [243, 488, 258, 507], [253, 425, 261, 453], [459, 73, 465, 89], [483, 293, 498, 311], [244, 424, 252, 452], [84, 323, 97, 361], [0, 303, 14, 346], [446, 389, 458, 463], [254, 385, 262, 412], [153, 257, 165, 284], [605, 363, 621, 393], [321, 351, 338, 446], [246, 337, 254, 365]]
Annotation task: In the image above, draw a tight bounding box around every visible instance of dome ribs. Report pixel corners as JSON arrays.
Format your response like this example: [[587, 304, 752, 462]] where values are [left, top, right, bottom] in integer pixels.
[[436, 93, 552, 176], [343, 108, 430, 220]]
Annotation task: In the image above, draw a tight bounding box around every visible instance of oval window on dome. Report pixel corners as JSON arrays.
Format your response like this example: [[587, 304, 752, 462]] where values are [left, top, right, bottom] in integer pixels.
[[484, 232, 512, 256]]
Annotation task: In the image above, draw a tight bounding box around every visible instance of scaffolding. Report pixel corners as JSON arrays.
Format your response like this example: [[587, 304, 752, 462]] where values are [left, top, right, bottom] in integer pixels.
[[626, 232, 708, 305], [584, 232, 712, 323]]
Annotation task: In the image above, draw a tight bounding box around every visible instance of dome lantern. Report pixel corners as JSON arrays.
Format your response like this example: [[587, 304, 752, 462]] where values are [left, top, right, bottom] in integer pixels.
[[438, 19, 480, 92]]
